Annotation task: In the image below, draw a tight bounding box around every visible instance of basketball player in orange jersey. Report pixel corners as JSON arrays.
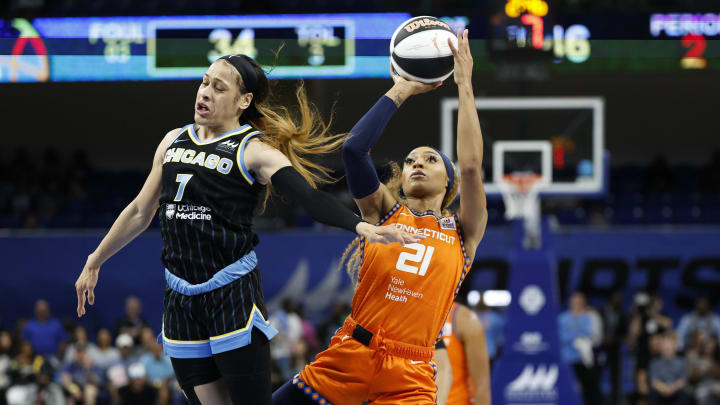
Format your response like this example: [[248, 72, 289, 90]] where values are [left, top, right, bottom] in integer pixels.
[[435, 301, 491, 405], [273, 29, 487, 405]]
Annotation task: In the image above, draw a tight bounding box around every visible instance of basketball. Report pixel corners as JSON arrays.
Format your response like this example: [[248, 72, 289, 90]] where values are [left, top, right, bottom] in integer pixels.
[[390, 16, 458, 83]]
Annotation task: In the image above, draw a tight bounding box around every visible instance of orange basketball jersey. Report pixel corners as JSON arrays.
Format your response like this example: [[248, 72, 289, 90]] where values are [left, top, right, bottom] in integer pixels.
[[442, 303, 475, 405], [351, 203, 472, 348]]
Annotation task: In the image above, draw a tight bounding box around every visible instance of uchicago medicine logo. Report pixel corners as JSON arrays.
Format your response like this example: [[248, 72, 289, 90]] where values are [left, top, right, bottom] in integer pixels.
[[165, 203, 212, 221]]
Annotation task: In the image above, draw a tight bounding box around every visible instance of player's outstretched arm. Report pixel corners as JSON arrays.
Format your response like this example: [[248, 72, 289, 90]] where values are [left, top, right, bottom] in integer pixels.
[[75, 128, 179, 318], [342, 65, 441, 224], [244, 138, 423, 245], [457, 305, 492, 405], [449, 29, 488, 258]]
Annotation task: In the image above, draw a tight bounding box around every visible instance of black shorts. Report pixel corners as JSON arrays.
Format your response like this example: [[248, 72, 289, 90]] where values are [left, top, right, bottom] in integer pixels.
[[159, 268, 278, 358], [172, 328, 272, 405]]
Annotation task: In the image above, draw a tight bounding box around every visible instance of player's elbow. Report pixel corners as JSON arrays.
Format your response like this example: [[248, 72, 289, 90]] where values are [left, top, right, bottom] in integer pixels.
[[342, 138, 365, 161], [131, 199, 158, 226]]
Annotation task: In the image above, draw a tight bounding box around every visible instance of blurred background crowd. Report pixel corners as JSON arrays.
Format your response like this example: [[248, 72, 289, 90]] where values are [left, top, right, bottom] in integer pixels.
[[2, 291, 718, 405]]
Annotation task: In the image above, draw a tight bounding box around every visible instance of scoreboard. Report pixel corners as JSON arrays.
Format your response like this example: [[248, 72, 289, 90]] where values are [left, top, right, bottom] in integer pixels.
[[0, 13, 410, 82], [1, 10, 719, 83], [148, 17, 355, 78], [484, 0, 720, 73]]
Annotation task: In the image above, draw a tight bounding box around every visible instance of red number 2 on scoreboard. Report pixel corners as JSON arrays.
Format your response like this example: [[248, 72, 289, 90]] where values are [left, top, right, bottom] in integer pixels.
[[681, 34, 707, 69], [682, 34, 706, 59]]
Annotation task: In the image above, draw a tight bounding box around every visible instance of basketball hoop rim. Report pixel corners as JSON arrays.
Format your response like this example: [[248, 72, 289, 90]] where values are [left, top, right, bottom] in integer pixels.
[[500, 173, 545, 194]]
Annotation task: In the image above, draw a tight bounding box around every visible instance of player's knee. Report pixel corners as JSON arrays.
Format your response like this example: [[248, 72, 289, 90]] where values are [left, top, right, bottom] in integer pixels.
[[272, 380, 317, 405]]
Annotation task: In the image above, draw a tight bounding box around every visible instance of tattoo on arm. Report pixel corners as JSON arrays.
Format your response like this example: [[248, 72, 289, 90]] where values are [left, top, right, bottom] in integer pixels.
[[387, 86, 408, 107], [392, 91, 405, 107]]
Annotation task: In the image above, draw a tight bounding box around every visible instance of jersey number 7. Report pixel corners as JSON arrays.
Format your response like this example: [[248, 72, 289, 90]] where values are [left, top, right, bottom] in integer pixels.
[[174, 174, 193, 202], [396, 243, 435, 276]]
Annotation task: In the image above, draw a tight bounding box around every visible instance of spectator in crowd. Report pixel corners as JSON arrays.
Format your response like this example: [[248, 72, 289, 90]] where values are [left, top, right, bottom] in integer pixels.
[[21, 300, 67, 357], [473, 291, 506, 366], [8, 341, 40, 386], [136, 327, 157, 358], [59, 346, 102, 405], [117, 363, 157, 405], [88, 329, 120, 373], [0, 330, 13, 405], [686, 330, 720, 405], [269, 299, 303, 381], [582, 295, 604, 403], [677, 297, 720, 351], [63, 326, 98, 365], [318, 302, 350, 347], [584, 298, 604, 350], [114, 296, 148, 346], [139, 341, 173, 405], [630, 293, 674, 403], [6, 362, 65, 405], [649, 332, 690, 405], [601, 292, 628, 405], [558, 292, 600, 405], [139, 341, 173, 384], [296, 306, 319, 360], [105, 334, 136, 393]]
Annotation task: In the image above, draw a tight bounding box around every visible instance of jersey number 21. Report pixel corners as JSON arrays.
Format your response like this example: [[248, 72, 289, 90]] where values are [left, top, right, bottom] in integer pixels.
[[396, 243, 435, 276]]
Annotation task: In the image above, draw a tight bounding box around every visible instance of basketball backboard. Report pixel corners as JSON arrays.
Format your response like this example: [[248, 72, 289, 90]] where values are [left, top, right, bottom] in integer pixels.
[[440, 97, 606, 196]]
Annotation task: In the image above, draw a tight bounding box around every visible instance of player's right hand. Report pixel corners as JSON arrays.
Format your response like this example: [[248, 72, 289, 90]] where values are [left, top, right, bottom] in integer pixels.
[[356, 222, 425, 244], [75, 257, 100, 317], [390, 63, 443, 96]]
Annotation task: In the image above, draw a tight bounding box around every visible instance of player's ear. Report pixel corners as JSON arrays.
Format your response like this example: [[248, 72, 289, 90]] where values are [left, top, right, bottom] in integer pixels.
[[238, 92, 253, 111]]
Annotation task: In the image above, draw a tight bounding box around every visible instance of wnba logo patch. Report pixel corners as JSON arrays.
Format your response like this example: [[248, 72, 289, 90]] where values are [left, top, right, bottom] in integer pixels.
[[440, 217, 456, 230]]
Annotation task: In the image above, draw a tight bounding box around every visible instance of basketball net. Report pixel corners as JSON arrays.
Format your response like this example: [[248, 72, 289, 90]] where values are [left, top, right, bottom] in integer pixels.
[[498, 173, 544, 249]]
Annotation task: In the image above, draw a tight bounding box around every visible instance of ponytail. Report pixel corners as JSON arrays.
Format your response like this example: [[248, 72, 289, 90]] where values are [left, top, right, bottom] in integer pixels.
[[218, 56, 345, 211], [249, 83, 345, 209]]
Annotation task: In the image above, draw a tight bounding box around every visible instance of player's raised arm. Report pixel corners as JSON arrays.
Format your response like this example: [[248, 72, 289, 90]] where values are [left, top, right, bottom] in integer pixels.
[[243, 138, 423, 245], [341, 65, 441, 224], [75, 128, 178, 318], [448, 29, 488, 256]]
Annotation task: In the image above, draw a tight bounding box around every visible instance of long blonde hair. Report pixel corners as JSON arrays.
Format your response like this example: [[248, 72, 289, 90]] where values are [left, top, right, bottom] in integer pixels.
[[341, 160, 460, 285], [220, 57, 345, 210]]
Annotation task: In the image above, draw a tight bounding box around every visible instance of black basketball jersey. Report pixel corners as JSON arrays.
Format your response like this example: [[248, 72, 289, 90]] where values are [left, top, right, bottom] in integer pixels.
[[159, 124, 264, 284]]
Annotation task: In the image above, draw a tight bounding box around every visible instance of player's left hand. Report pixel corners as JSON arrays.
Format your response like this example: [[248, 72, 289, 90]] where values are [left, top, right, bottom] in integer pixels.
[[448, 29, 473, 86], [356, 222, 425, 244], [75, 257, 100, 317]]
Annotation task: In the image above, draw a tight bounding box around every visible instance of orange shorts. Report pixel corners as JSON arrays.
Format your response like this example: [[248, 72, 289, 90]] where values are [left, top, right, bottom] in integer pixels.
[[296, 318, 438, 405]]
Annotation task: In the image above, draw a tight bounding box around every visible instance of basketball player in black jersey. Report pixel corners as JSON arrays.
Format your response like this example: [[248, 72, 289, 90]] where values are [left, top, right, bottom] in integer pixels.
[[73, 54, 422, 405]]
